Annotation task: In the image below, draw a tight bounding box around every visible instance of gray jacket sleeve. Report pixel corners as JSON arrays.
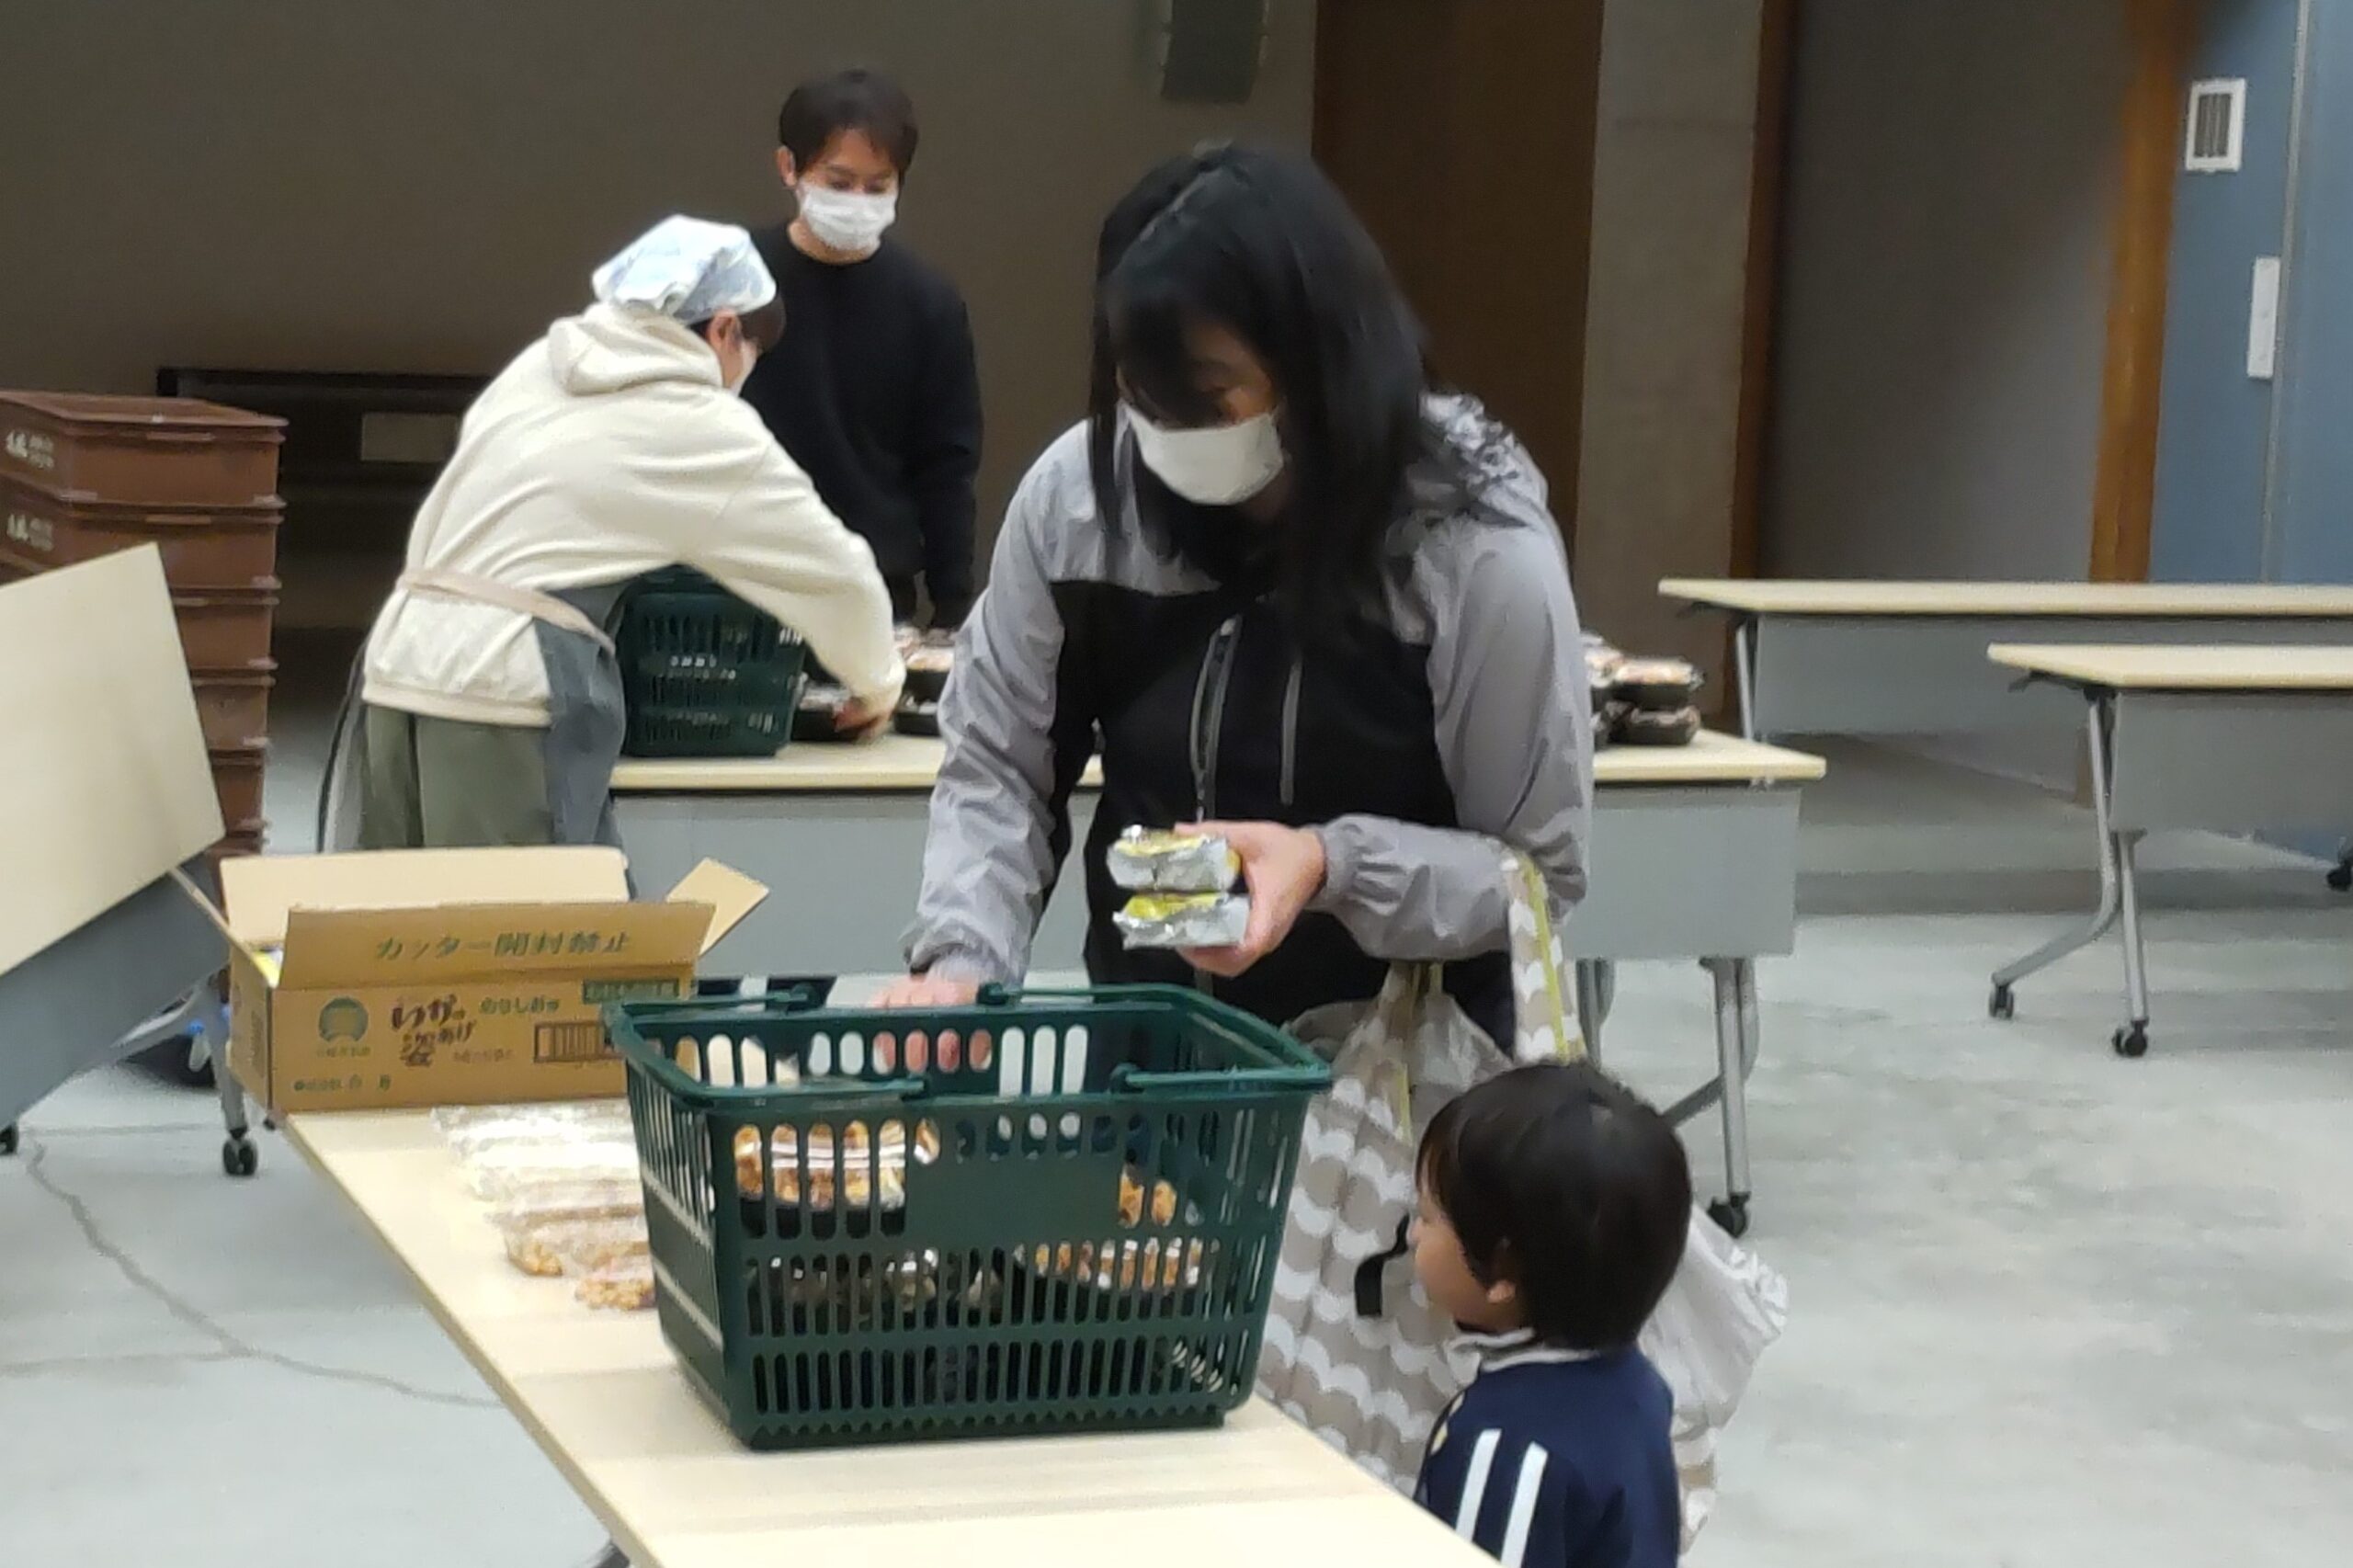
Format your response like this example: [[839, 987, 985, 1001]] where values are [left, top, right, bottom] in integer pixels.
[[904, 467, 1070, 983], [1309, 518, 1593, 960]]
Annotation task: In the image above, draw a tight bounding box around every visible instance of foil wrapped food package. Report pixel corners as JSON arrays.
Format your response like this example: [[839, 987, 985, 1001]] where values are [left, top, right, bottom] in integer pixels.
[[1114, 892, 1251, 950], [1107, 827, 1241, 893]]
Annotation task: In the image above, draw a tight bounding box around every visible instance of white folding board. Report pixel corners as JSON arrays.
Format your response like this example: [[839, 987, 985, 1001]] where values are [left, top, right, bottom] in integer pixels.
[[0, 547, 222, 975]]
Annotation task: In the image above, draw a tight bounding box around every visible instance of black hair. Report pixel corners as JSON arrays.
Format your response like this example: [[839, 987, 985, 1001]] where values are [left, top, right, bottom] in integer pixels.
[[686, 298, 787, 356], [778, 68, 920, 176], [1420, 1062, 1692, 1351], [1088, 143, 1495, 631]]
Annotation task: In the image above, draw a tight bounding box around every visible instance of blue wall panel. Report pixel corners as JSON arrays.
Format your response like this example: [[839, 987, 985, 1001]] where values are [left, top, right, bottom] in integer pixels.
[[2147, 0, 2299, 584], [2272, 2, 2353, 586]]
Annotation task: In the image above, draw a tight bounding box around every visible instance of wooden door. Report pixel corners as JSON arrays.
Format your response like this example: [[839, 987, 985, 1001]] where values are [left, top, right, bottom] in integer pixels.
[[1313, 0, 1606, 538]]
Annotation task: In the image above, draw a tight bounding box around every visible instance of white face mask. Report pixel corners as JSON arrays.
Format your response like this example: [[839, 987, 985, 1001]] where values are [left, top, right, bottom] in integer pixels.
[[1126, 406, 1284, 506], [797, 186, 897, 255]]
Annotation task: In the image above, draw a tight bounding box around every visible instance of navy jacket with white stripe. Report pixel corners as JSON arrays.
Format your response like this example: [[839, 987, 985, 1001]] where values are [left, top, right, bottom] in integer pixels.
[[1415, 1335, 1679, 1568]]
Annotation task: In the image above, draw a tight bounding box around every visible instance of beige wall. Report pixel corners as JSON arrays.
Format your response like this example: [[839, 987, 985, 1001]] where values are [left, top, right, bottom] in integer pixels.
[[1766, 0, 2126, 784], [1767, 0, 2123, 586], [0, 0, 1316, 556], [1574, 0, 1765, 678]]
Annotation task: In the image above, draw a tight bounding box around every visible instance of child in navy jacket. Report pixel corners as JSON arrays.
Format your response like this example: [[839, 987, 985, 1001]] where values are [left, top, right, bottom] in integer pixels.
[[1413, 1063, 1691, 1568]]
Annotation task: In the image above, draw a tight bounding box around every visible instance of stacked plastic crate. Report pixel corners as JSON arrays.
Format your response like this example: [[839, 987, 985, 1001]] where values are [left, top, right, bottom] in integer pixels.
[[0, 392, 284, 868]]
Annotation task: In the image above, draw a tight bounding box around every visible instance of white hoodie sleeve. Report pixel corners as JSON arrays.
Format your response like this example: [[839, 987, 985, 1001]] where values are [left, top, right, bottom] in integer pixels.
[[688, 441, 905, 709]]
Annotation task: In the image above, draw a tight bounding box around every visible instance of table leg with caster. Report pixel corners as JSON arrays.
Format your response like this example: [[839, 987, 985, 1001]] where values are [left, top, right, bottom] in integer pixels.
[[1992, 696, 2123, 1020], [204, 992, 258, 1176], [1574, 959, 1616, 1064], [1699, 958, 1754, 1238], [1733, 615, 1761, 742], [2112, 828, 2152, 1059]]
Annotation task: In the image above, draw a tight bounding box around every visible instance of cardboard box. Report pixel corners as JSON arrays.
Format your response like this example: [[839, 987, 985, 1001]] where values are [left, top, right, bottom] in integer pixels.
[[191, 846, 766, 1114]]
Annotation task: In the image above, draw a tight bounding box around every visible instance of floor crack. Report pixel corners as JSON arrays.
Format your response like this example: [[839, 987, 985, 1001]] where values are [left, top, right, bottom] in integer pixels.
[[0, 1348, 243, 1381], [18, 1134, 498, 1411]]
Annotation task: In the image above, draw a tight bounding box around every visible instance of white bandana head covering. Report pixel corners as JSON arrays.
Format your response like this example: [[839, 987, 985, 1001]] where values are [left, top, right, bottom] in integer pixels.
[[590, 215, 776, 321]]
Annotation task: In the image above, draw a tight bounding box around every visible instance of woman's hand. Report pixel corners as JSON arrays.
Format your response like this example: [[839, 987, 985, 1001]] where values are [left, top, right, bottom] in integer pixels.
[[1183, 821, 1327, 978], [870, 971, 983, 1009], [835, 695, 895, 742]]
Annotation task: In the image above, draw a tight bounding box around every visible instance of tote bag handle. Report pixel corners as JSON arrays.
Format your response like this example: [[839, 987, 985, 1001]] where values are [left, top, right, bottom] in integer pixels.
[[1502, 848, 1584, 1064]]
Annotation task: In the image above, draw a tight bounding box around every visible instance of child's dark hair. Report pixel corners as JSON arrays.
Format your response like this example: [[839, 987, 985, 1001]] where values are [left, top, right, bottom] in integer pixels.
[[778, 68, 920, 176], [1421, 1062, 1691, 1350]]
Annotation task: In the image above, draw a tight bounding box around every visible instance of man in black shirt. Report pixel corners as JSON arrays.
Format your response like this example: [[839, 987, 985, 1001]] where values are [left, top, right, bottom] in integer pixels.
[[743, 69, 983, 626]]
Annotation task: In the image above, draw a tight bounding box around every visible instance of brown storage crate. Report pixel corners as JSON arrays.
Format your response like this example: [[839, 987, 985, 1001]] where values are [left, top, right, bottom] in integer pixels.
[[0, 478, 280, 590], [194, 673, 274, 750], [211, 747, 267, 829], [205, 824, 267, 886], [176, 585, 278, 673], [0, 556, 276, 672], [0, 391, 283, 508]]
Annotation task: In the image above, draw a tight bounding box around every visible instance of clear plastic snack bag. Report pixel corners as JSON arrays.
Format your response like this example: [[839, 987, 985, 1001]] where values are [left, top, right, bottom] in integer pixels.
[[493, 1211, 650, 1279], [574, 1255, 657, 1312]]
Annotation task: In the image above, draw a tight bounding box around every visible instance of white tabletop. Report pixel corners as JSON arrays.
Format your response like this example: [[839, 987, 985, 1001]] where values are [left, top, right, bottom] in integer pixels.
[[612, 731, 1823, 794], [283, 1110, 1489, 1567], [1988, 642, 2353, 691], [1661, 577, 2353, 619], [1596, 731, 1824, 785], [609, 733, 1063, 794]]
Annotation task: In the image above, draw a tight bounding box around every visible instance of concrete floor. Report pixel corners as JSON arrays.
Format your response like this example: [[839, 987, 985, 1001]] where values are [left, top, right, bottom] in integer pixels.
[[6, 696, 2352, 1566]]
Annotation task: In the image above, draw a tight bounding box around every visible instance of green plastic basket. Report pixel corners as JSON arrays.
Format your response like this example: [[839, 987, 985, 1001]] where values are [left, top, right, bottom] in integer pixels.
[[605, 985, 1332, 1449], [614, 567, 807, 758]]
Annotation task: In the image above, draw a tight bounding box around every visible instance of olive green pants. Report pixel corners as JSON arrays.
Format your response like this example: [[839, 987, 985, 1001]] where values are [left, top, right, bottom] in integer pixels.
[[358, 705, 553, 849]]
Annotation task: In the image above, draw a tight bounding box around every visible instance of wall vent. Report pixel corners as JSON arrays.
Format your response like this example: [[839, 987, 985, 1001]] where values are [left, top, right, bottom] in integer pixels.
[[2185, 78, 2246, 173]]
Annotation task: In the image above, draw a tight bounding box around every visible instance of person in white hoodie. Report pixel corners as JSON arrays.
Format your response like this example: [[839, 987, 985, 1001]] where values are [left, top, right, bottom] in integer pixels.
[[351, 215, 904, 851]]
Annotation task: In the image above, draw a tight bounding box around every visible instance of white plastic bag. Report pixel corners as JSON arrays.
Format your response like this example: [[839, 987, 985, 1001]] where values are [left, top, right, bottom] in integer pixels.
[[1264, 848, 1788, 1550], [1645, 1209, 1790, 1545]]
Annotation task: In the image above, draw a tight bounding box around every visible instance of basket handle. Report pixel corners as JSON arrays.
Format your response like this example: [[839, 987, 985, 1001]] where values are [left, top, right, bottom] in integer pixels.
[[692, 1076, 932, 1115], [982, 983, 1328, 1077], [751, 1077, 931, 1110], [1109, 1062, 1332, 1095]]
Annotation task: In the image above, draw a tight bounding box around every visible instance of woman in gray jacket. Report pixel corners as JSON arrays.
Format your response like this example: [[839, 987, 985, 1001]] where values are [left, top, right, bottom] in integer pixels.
[[881, 146, 1590, 1042]]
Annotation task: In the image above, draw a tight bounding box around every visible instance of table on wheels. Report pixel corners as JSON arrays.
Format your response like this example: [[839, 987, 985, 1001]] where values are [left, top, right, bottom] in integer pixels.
[[1, 545, 256, 1170], [613, 732, 1825, 1236], [1570, 734, 1825, 1238], [1661, 579, 2353, 889], [1983, 644, 2353, 1058], [0, 858, 252, 1172], [612, 737, 1101, 976], [283, 1108, 1494, 1568]]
